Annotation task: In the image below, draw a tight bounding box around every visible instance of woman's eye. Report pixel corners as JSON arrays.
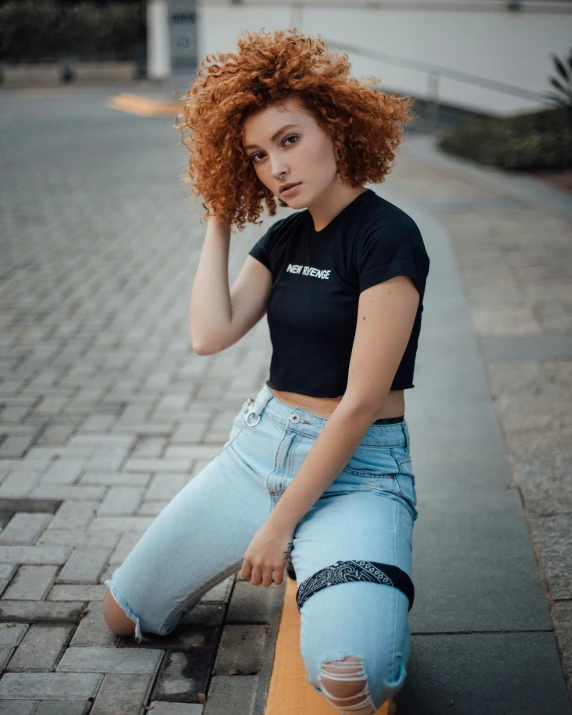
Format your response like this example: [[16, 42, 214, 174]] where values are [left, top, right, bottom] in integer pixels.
[[249, 135, 298, 165]]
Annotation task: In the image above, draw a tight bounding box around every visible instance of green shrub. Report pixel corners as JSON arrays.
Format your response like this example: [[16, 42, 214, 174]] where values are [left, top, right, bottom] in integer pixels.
[[0, 0, 144, 62], [436, 105, 572, 171]]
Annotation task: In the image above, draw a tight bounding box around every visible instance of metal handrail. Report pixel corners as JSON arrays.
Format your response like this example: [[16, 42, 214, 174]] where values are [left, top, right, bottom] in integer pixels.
[[323, 39, 547, 103], [322, 38, 550, 131]]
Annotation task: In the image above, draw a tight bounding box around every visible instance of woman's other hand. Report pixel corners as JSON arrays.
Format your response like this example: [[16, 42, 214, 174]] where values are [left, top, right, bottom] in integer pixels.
[[241, 521, 295, 587]]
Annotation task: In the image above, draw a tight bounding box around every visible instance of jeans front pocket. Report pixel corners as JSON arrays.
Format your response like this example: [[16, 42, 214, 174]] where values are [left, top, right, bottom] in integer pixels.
[[339, 444, 401, 498]]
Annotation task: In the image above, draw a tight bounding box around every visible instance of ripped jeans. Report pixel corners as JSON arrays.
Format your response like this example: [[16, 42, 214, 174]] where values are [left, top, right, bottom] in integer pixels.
[[104, 382, 418, 713]]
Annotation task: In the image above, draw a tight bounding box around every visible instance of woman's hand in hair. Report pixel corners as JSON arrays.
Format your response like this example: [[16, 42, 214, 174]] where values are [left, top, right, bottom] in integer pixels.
[[206, 210, 232, 235], [204, 199, 225, 221]]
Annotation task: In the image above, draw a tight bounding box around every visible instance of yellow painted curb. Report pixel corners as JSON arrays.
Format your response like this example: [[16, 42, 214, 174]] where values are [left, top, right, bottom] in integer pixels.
[[265, 575, 396, 714], [16, 88, 89, 98], [106, 93, 183, 117], [16, 88, 122, 99]]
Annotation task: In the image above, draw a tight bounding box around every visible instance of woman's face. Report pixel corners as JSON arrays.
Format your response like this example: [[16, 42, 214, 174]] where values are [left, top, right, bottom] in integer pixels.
[[241, 96, 339, 209]]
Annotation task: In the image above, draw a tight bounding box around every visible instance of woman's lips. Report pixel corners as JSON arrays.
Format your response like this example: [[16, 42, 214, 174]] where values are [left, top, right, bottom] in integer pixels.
[[280, 182, 302, 197]]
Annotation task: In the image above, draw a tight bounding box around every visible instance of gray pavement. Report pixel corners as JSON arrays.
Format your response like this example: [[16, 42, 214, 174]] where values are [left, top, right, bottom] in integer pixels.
[[0, 85, 570, 713], [384, 138, 572, 713]]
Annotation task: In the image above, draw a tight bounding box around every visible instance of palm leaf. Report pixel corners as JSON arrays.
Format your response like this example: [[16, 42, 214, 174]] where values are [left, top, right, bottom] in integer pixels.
[[552, 54, 570, 81], [550, 77, 567, 93]]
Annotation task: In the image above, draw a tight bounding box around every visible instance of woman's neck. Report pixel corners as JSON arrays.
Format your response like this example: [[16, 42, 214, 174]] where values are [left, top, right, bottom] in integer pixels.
[[308, 184, 367, 232]]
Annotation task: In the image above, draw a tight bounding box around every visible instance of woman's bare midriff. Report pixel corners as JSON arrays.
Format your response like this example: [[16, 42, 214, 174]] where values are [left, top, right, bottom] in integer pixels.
[[268, 387, 405, 421]]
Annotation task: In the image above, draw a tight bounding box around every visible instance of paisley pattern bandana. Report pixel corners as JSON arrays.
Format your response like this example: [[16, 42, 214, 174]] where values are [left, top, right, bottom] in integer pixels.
[[296, 560, 415, 612]]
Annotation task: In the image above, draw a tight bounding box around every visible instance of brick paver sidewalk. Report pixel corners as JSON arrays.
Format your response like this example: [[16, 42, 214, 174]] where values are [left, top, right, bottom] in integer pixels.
[[0, 87, 570, 713], [0, 87, 285, 714]]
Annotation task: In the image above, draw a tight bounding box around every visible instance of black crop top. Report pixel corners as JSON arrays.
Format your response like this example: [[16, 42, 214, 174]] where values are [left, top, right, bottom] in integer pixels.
[[248, 188, 430, 397]]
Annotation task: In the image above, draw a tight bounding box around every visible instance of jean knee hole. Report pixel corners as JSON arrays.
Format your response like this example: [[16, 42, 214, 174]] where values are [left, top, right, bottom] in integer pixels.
[[319, 657, 377, 714]]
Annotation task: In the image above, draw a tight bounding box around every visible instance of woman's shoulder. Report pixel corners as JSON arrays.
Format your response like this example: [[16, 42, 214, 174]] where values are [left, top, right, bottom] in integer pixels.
[[361, 191, 419, 228], [358, 192, 430, 267]]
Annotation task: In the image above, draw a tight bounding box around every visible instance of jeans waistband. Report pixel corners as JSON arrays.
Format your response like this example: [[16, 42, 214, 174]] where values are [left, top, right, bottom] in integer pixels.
[[245, 384, 409, 448], [372, 415, 405, 425]]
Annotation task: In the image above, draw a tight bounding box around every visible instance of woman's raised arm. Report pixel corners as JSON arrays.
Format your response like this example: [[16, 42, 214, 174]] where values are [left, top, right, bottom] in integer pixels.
[[189, 215, 272, 355]]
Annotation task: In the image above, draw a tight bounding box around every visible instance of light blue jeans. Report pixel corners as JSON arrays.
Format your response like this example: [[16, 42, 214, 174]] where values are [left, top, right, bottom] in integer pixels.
[[105, 383, 418, 711]]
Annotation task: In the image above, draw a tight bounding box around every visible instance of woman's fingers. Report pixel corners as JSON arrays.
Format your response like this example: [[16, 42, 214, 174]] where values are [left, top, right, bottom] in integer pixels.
[[250, 564, 263, 586], [242, 560, 286, 587], [240, 560, 252, 582]]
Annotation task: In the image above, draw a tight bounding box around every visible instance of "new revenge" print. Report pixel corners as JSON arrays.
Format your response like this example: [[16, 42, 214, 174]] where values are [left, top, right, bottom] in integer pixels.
[[285, 264, 331, 280]]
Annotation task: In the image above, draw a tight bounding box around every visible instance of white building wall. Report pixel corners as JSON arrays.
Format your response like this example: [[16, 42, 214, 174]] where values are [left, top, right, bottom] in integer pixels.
[[196, 2, 572, 116]]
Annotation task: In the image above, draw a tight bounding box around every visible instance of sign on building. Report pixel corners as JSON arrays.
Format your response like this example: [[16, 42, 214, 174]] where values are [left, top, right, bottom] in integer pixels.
[[168, 0, 197, 73]]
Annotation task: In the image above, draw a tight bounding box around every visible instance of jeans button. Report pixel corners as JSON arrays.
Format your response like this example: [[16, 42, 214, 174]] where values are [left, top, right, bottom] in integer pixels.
[[289, 414, 300, 423]]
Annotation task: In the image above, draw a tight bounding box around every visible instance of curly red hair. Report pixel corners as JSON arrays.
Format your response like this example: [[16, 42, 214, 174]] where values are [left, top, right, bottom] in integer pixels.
[[176, 27, 415, 231]]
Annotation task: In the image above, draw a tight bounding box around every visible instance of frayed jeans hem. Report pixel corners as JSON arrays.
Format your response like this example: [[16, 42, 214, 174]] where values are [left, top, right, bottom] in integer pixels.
[[104, 578, 147, 644]]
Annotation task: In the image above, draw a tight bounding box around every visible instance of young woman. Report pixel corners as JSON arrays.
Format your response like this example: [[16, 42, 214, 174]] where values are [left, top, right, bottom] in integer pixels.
[[103, 28, 430, 715]]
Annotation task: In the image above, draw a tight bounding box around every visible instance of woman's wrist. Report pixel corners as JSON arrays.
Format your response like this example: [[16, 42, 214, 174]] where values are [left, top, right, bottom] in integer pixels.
[[208, 214, 231, 230]]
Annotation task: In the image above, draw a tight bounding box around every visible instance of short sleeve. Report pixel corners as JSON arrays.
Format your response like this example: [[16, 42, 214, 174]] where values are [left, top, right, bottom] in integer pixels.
[[248, 227, 271, 269], [248, 217, 288, 271], [356, 212, 429, 298]]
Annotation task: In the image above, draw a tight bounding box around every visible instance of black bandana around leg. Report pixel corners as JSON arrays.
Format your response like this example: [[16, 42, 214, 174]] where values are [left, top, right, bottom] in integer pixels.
[[296, 560, 415, 612]]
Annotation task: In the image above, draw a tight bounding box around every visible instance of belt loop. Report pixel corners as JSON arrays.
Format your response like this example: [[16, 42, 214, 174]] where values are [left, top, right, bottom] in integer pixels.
[[402, 420, 410, 449], [245, 386, 273, 427], [259, 387, 273, 418]]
